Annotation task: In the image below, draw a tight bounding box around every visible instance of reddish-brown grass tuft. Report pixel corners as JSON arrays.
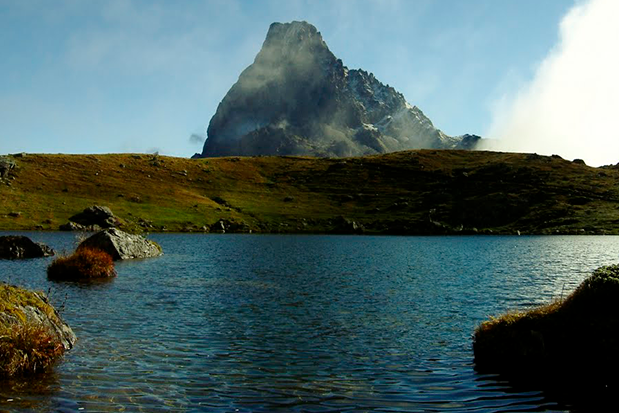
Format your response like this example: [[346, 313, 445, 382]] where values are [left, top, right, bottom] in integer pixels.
[[47, 247, 117, 281], [0, 323, 64, 377]]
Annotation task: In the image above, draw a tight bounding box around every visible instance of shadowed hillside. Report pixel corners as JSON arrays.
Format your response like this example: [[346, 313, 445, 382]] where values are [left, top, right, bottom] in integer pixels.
[[1, 151, 619, 234]]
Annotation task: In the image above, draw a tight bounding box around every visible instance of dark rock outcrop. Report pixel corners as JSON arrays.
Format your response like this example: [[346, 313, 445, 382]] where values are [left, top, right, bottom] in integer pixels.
[[330, 216, 365, 234], [0, 236, 55, 259], [78, 228, 162, 260], [196, 21, 480, 158], [67, 205, 119, 229], [0, 157, 16, 178], [474, 265, 619, 396], [209, 219, 251, 233]]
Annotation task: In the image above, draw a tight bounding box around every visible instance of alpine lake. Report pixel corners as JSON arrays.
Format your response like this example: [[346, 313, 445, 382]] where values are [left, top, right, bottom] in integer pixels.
[[1, 232, 618, 412]]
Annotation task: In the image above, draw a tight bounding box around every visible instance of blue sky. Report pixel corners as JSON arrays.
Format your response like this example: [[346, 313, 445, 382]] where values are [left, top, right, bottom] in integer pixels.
[[3, 0, 613, 163]]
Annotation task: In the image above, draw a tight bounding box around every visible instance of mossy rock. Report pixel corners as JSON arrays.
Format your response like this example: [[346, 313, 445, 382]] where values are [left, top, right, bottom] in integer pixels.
[[473, 265, 619, 393], [0, 284, 76, 377]]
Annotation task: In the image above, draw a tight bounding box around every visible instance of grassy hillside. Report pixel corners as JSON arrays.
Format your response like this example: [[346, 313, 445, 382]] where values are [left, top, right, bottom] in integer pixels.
[[1, 150, 619, 234]]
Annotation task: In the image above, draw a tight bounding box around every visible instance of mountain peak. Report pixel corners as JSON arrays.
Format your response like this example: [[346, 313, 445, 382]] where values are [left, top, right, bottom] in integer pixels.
[[195, 21, 479, 158], [255, 21, 335, 71], [265, 21, 322, 43]]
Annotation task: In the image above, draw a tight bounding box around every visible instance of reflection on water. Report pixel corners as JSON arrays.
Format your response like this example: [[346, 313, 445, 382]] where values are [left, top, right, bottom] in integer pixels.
[[2, 233, 618, 412]]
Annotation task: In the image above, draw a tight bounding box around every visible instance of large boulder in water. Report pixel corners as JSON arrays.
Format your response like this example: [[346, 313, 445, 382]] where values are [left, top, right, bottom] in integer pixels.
[[78, 228, 162, 260], [0, 283, 76, 377], [0, 235, 55, 259]]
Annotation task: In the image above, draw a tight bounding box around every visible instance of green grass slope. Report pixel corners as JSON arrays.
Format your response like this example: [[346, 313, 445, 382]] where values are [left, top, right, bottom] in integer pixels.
[[1, 150, 619, 234]]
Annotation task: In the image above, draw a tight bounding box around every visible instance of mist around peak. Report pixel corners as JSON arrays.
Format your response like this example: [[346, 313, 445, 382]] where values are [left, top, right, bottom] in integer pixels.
[[484, 0, 619, 167], [197, 21, 479, 158]]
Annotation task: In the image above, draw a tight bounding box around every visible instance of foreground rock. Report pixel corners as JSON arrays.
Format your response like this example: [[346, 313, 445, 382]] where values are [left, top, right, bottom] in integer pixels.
[[0, 235, 55, 259], [61, 205, 119, 231], [474, 265, 619, 398], [78, 228, 162, 260], [0, 284, 76, 377]]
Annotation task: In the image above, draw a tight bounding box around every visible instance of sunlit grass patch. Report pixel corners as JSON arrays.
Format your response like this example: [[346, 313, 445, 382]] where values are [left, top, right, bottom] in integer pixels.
[[2, 151, 619, 234]]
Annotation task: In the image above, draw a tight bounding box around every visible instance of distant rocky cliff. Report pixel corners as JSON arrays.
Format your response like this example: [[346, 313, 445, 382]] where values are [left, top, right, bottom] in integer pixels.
[[195, 21, 480, 158]]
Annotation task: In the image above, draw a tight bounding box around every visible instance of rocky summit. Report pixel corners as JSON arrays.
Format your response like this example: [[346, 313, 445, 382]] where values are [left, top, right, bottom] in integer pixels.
[[195, 21, 480, 158]]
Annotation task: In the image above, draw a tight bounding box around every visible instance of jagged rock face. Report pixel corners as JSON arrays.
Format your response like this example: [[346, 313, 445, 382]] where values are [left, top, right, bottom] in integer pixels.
[[198, 21, 480, 158]]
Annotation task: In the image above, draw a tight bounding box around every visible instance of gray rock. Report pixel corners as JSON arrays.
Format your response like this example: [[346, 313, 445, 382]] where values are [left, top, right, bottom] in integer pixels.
[[0, 236, 55, 259], [197, 21, 481, 159], [0, 157, 16, 178], [78, 228, 162, 260], [331, 216, 364, 234], [21, 296, 77, 350], [210, 219, 250, 233], [59, 222, 87, 231], [68, 205, 119, 228], [0, 287, 76, 352]]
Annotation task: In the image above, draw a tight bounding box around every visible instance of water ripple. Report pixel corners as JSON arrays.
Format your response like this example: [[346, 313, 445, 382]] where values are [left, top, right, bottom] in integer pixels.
[[2, 233, 618, 412]]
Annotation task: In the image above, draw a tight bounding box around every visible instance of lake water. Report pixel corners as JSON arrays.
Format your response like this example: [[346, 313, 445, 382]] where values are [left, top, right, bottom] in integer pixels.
[[1, 233, 618, 412]]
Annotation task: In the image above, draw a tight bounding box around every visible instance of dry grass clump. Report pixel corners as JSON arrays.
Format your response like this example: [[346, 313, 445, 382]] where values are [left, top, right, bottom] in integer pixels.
[[0, 323, 64, 377], [47, 247, 116, 281], [473, 265, 619, 391], [475, 299, 564, 335]]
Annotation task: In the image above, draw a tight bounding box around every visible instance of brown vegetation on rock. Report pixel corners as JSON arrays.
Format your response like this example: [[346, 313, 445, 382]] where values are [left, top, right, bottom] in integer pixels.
[[0, 323, 64, 377], [0, 284, 76, 377]]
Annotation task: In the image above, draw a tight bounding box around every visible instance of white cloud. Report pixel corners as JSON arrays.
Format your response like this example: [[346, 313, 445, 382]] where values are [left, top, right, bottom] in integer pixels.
[[483, 0, 619, 166]]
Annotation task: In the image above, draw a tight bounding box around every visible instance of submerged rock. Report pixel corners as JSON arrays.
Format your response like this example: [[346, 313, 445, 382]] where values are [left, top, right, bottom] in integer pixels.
[[78, 228, 162, 260], [0, 235, 55, 259], [0, 283, 76, 377]]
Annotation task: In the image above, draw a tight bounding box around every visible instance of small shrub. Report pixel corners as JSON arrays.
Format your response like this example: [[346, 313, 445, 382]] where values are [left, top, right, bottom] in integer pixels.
[[47, 247, 116, 281], [0, 322, 64, 377]]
